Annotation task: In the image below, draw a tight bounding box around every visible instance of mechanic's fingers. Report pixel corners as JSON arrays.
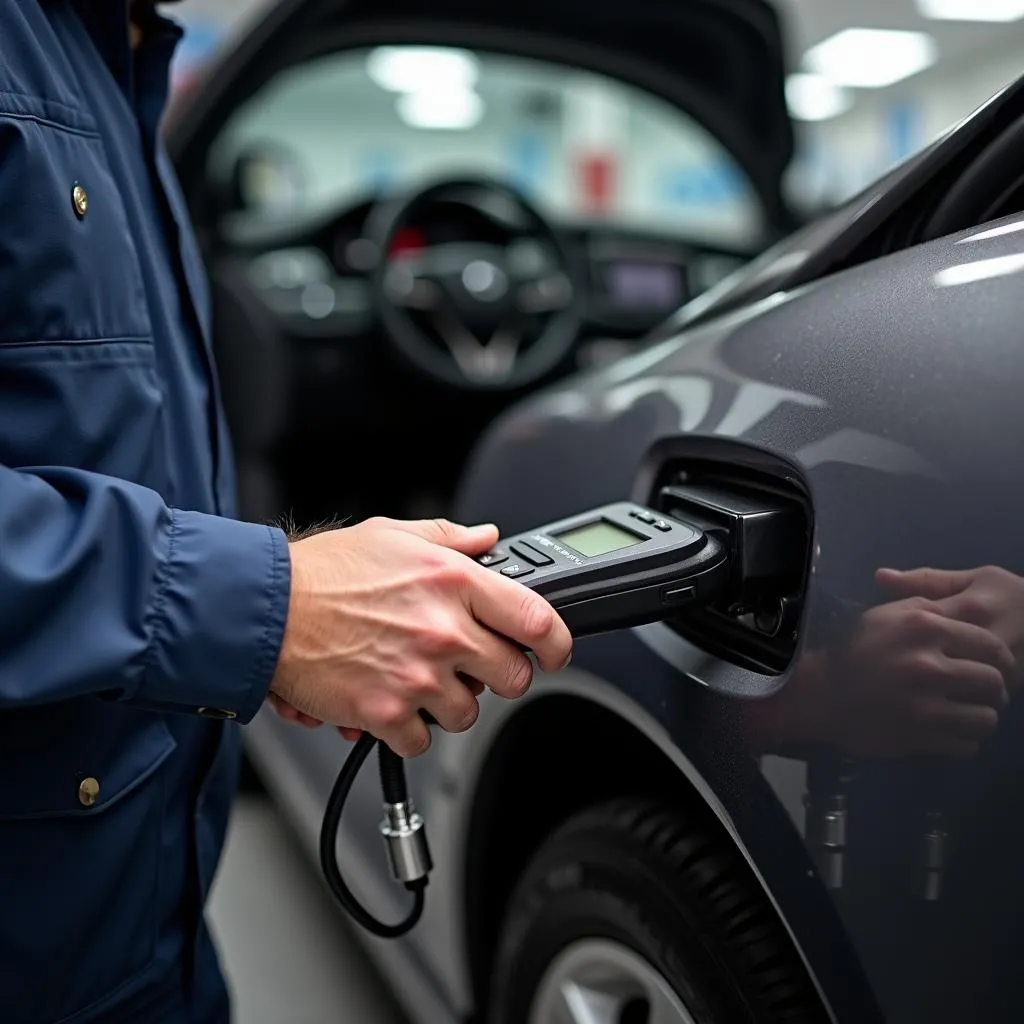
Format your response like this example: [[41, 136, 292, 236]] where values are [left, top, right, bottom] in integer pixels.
[[269, 694, 323, 728], [457, 624, 535, 700], [937, 659, 1009, 709], [926, 698, 1001, 742], [465, 563, 573, 673], [935, 616, 1015, 676], [419, 677, 481, 733], [378, 517, 499, 555], [338, 726, 364, 742], [376, 715, 432, 759], [877, 566, 972, 600]]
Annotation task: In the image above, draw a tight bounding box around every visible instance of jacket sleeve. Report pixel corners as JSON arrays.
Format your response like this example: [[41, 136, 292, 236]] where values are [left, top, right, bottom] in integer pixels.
[[0, 463, 291, 723]]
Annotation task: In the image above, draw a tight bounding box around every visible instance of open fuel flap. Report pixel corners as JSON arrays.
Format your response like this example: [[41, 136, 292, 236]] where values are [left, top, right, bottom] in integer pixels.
[[636, 440, 813, 676]]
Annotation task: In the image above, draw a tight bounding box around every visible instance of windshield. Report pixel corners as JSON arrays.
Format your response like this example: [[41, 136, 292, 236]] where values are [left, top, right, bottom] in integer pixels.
[[207, 45, 767, 254]]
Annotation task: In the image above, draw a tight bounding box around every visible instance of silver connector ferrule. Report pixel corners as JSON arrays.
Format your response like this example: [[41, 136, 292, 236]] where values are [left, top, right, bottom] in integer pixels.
[[379, 801, 433, 884]]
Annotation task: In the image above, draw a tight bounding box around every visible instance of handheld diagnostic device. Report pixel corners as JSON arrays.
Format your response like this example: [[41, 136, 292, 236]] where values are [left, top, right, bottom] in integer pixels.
[[321, 500, 731, 942], [474, 501, 728, 636]]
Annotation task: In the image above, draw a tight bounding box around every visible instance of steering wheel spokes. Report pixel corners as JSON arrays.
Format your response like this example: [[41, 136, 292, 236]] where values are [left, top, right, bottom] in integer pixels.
[[368, 177, 583, 390], [516, 272, 574, 315], [434, 312, 523, 383]]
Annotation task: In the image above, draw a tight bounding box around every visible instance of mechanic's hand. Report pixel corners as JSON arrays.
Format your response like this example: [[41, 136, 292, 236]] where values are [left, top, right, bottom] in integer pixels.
[[877, 566, 1024, 686], [748, 595, 1013, 758], [270, 517, 573, 757]]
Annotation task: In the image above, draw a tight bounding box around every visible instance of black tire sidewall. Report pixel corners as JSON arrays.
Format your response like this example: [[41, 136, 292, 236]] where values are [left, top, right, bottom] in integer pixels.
[[488, 818, 751, 1024]]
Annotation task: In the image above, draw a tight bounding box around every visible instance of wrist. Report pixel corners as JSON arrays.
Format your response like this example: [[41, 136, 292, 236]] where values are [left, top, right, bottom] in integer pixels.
[[271, 541, 309, 697]]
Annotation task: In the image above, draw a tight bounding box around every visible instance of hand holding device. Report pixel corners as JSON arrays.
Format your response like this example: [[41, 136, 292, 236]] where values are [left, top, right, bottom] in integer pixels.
[[270, 515, 572, 758]]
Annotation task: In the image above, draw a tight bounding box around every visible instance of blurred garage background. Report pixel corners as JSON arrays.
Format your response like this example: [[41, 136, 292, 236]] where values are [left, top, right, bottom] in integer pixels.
[[164, 1, 1024, 1021]]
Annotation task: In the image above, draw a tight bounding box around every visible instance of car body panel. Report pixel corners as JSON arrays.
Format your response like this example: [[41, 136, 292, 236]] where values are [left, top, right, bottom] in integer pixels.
[[453, 212, 1024, 1022]]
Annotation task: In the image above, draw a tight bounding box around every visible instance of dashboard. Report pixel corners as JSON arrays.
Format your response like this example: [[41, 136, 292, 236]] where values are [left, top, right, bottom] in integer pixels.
[[231, 195, 751, 373]]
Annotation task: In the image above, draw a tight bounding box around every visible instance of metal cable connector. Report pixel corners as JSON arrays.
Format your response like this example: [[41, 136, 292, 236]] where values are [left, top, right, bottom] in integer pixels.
[[380, 800, 433, 885]]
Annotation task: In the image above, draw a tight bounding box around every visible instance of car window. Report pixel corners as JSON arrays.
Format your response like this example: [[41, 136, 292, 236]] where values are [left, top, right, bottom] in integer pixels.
[[207, 45, 766, 252]]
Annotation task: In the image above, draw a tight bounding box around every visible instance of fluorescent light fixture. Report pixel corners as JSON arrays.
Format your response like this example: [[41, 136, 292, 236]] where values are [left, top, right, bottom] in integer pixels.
[[367, 47, 478, 93], [803, 29, 938, 88], [916, 0, 1024, 20], [397, 88, 484, 130], [785, 73, 853, 121], [933, 253, 1024, 287]]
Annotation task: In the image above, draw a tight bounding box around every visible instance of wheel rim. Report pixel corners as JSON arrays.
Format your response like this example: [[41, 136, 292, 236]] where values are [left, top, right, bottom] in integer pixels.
[[527, 938, 699, 1024]]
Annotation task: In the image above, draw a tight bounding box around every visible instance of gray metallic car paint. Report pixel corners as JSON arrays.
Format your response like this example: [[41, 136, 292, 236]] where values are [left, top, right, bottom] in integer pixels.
[[453, 211, 1024, 1023]]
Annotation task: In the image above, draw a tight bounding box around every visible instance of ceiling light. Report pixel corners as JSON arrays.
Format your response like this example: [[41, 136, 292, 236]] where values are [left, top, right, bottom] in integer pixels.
[[785, 73, 853, 121], [367, 47, 478, 93], [803, 29, 938, 88], [397, 88, 484, 130], [916, 0, 1024, 20]]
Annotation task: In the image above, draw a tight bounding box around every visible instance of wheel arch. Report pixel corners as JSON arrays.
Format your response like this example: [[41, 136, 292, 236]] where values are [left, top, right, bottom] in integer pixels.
[[456, 674, 837, 1021]]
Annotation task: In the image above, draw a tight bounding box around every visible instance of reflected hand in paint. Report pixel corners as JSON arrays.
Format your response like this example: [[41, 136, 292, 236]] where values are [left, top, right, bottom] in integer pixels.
[[877, 565, 1024, 689], [748, 591, 1014, 759]]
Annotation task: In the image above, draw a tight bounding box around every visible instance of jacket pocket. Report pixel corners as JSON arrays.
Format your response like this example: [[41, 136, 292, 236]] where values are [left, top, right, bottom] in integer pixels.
[[0, 340, 169, 488], [0, 710, 178, 1023], [0, 103, 151, 345]]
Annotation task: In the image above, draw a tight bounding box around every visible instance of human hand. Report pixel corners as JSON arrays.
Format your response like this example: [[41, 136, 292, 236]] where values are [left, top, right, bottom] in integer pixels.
[[267, 693, 363, 741], [270, 517, 573, 757], [877, 566, 1024, 686], [748, 595, 1013, 758]]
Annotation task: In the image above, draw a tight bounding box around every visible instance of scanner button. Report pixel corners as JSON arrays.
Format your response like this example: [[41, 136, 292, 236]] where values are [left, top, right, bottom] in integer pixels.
[[630, 510, 656, 524], [511, 542, 554, 567], [652, 519, 673, 532], [478, 549, 509, 568], [501, 563, 535, 579]]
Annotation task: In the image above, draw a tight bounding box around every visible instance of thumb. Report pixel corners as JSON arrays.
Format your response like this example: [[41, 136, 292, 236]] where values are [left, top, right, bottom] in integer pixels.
[[390, 518, 500, 555], [876, 566, 972, 600]]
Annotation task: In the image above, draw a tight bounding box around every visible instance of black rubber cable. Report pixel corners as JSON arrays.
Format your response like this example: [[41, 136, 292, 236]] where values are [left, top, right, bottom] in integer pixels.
[[319, 732, 427, 938]]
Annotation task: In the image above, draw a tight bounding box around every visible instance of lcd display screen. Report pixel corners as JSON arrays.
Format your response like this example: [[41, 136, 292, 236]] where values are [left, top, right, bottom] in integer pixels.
[[554, 520, 646, 558], [606, 261, 685, 308]]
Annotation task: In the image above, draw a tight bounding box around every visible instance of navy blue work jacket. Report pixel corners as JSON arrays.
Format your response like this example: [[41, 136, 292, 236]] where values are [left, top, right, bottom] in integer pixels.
[[0, 4, 291, 1022]]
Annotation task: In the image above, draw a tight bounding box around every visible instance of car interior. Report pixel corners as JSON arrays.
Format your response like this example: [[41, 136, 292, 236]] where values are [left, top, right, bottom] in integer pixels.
[[178, 42, 785, 529]]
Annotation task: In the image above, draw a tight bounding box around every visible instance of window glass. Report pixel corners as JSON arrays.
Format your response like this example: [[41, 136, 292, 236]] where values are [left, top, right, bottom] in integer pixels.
[[208, 46, 765, 250]]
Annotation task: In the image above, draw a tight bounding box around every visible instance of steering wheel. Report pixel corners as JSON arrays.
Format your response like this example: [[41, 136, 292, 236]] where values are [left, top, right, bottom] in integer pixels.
[[365, 177, 584, 390]]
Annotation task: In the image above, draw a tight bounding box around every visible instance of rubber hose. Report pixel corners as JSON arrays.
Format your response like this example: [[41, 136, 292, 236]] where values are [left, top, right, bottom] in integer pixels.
[[319, 732, 426, 938]]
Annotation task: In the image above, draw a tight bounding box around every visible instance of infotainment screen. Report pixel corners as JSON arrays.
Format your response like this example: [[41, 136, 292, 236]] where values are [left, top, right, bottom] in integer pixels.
[[605, 261, 685, 308]]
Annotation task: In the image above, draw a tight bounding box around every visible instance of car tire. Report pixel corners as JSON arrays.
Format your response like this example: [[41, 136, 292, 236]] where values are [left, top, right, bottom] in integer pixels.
[[487, 798, 826, 1024]]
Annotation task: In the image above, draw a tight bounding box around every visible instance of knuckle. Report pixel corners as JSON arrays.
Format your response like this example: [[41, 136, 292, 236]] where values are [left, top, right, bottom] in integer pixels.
[[418, 616, 467, 657], [452, 698, 480, 733], [976, 707, 1001, 733], [432, 517, 458, 541], [503, 653, 534, 698], [371, 698, 410, 731], [403, 664, 442, 698], [518, 593, 554, 645], [961, 592, 996, 620], [906, 650, 943, 677], [905, 607, 940, 634], [412, 731, 432, 756]]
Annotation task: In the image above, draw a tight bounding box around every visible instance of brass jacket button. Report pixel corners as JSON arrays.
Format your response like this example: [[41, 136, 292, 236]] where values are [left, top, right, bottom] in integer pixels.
[[78, 777, 100, 807], [71, 183, 89, 219]]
